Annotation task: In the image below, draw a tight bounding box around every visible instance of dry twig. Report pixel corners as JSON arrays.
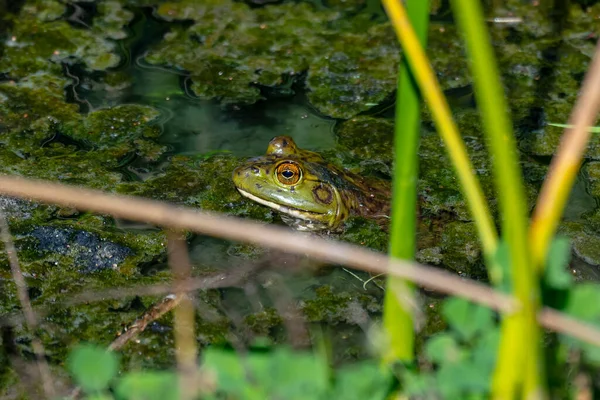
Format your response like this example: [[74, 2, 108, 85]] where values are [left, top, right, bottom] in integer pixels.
[[0, 175, 516, 311], [167, 232, 200, 400], [0, 176, 599, 347]]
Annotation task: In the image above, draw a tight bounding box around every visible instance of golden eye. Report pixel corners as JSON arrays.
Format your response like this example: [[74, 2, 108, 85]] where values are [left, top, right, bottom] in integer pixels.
[[276, 162, 301, 185]]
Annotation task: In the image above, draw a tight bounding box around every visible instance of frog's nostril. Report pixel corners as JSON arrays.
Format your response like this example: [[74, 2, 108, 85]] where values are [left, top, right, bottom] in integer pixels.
[[251, 167, 260, 174]]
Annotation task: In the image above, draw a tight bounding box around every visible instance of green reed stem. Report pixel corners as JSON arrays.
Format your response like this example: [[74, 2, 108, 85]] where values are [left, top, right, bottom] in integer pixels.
[[381, 0, 498, 260], [383, 0, 429, 364], [450, 0, 545, 397]]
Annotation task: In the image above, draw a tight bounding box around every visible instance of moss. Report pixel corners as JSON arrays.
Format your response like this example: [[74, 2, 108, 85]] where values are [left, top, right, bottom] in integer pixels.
[[585, 162, 600, 197], [306, 23, 400, 118], [244, 308, 284, 336], [96, 1, 136, 40], [0, 2, 126, 78], [491, 3, 600, 159], [339, 217, 388, 252], [428, 23, 471, 90], [418, 134, 497, 221], [558, 221, 600, 266], [146, 1, 337, 106], [145, 0, 402, 118], [74, 105, 166, 165], [0, 74, 81, 135], [0, 78, 167, 178], [440, 222, 482, 276], [322, 0, 367, 13], [301, 285, 352, 323], [117, 154, 275, 221], [336, 115, 392, 156], [416, 247, 443, 265]]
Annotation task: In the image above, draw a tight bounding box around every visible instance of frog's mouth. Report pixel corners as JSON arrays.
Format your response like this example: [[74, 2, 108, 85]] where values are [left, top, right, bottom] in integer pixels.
[[236, 188, 325, 220]]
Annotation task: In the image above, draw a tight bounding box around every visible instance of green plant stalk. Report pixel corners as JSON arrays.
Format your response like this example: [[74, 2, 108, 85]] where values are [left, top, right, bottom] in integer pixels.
[[450, 0, 545, 397], [381, 0, 498, 261], [383, 0, 429, 364]]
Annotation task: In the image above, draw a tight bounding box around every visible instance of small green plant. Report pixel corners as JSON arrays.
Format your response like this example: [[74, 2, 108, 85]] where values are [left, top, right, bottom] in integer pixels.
[[66, 344, 393, 400]]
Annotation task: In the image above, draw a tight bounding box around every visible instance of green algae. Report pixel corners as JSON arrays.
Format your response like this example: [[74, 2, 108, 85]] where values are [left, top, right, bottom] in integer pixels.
[[439, 222, 482, 276], [336, 116, 394, 162], [244, 308, 284, 337], [0, 0, 130, 79], [585, 162, 600, 197], [0, 74, 80, 135], [339, 217, 388, 253], [558, 221, 600, 267], [305, 23, 400, 118], [76, 105, 166, 165], [490, 2, 600, 161], [428, 24, 471, 91], [145, 0, 401, 118], [146, 1, 338, 107], [301, 286, 352, 323], [96, 1, 136, 41], [117, 153, 275, 221]]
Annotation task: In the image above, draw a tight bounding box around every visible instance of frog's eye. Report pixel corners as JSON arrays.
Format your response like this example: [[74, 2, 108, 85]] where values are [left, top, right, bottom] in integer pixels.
[[276, 162, 301, 185]]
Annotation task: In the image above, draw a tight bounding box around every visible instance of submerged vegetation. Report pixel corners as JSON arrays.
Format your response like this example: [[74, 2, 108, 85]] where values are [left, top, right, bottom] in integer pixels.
[[1, 0, 600, 398]]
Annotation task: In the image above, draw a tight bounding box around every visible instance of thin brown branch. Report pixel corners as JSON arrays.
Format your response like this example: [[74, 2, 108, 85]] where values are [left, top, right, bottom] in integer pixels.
[[538, 308, 600, 347], [167, 232, 200, 400], [0, 175, 516, 312], [0, 176, 600, 351], [0, 210, 56, 398]]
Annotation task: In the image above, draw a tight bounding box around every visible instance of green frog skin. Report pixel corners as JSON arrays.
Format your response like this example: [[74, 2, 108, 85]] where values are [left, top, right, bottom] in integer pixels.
[[232, 136, 390, 231]]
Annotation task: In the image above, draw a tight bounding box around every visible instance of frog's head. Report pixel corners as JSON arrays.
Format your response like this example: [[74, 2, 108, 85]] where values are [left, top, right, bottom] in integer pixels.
[[232, 136, 349, 231]]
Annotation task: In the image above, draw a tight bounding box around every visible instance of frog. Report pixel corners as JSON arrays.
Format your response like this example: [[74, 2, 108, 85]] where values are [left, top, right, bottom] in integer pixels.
[[232, 136, 390, 231]]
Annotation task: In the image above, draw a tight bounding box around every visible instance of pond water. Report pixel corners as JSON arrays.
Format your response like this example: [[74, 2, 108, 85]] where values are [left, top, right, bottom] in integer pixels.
[[1, 0, 600, 389]]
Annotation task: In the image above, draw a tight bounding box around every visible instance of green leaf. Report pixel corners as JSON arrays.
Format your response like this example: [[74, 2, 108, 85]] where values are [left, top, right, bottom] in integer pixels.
[[202, 348, 262, 399], [544, 237, 573, 289], [424, 333, 465, 365], [471, 328, 500, 371], [437, 361, 491, 398], [202, 347, 330, 400], [562, 283, 600, 366], [265, 348, 329, 399], [114, 371, 178, 400], [85, 393, 114, 400], [68, 344, 118, 393], [442, 298, 494, 341], [566, 283, 600, 321], [401, 370, 438, 397], [331, 362, 392, 400]]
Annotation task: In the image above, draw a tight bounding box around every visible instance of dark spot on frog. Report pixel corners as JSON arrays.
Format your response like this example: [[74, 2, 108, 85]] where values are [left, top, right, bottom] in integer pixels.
[[255, 183, 262, 189], [290, 186, 296, 193], [276, 189, 283, 193], [251, 166, 260, 174], [313, 184, 333, 204], [282, 139, 288, 147]]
